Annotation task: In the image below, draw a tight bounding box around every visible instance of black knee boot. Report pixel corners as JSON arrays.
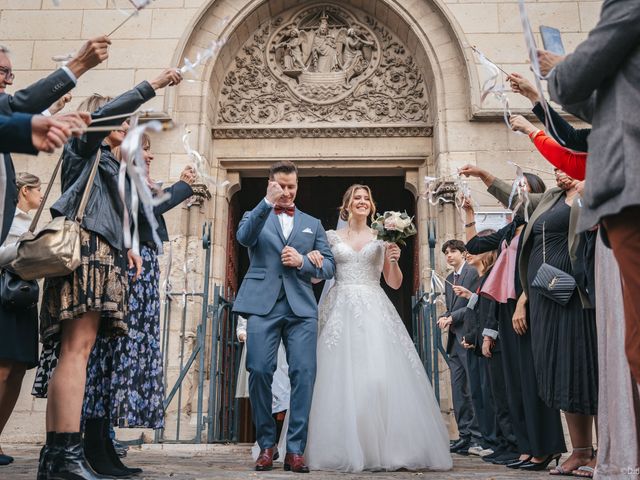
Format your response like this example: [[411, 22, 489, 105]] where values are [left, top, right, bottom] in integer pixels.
[[36, 432, 55, 480], [47, 432, 112, 480], [84, 419, 131, 477]]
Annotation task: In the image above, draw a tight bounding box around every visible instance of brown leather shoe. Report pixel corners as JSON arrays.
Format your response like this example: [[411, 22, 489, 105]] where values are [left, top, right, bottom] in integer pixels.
[[284, 453, 310, 473], [255, 447, 278, 471]]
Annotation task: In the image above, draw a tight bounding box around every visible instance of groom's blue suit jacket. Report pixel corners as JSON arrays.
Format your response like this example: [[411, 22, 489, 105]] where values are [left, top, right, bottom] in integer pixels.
[[233, 199, 335, 318]]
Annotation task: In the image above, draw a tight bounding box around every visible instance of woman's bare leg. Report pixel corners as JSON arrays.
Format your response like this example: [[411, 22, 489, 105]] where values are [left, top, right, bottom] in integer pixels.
[[46, 312, 100, 432]]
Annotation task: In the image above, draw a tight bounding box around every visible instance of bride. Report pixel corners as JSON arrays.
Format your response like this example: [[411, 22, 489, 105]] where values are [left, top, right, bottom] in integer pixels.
[[304, 184, 452, 472]]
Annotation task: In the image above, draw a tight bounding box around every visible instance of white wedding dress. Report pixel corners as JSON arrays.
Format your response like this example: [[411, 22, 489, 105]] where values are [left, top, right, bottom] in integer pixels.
[[304, 230, 452, 472]]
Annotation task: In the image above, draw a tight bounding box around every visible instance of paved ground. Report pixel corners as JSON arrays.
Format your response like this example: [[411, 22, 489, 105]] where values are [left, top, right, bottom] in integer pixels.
[[2, 444, 556, 480]]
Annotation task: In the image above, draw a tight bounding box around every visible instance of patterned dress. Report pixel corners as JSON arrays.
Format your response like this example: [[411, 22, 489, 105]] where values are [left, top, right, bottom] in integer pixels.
[[83, 245, 165, 428]]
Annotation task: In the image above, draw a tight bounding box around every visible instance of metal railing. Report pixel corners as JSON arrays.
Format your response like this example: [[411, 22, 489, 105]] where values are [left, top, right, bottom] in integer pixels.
[[411, 218, 448, 405], [206, 285, 241, 443]]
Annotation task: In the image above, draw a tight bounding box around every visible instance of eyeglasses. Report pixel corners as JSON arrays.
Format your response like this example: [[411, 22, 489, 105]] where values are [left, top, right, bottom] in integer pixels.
[[0, 67, 14, 81]]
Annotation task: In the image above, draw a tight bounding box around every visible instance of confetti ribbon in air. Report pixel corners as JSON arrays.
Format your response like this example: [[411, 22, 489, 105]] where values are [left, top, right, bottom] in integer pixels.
[[51, 53, 74, 67], [517, 0, 564, 145], [422, 175, 455, 206], [118, 118, 170, 256], [472, 46, 514, 131], [427, 271, 447, 306], [179, 18, 230, 80], [507, 161, 531, 221], [454, 175, 478, 224], [182, 128, 230, 192]]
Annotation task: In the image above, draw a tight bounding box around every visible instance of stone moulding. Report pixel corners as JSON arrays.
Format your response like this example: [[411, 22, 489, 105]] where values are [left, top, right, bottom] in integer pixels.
[[212, 125, 433, 139]]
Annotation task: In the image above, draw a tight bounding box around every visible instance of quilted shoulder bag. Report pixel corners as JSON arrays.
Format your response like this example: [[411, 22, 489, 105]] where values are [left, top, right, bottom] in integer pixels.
[[9, 150, 101, 281], [531, 222, 576, 306]]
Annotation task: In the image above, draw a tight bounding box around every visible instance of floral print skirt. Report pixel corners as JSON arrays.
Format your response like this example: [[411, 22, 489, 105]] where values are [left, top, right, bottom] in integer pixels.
[[82, 245, 165, 428]]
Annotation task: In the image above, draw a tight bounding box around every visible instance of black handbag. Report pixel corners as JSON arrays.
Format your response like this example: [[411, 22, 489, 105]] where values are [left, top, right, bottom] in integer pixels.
[[0, 268, 39, 309], [531, 222, 576, 306]]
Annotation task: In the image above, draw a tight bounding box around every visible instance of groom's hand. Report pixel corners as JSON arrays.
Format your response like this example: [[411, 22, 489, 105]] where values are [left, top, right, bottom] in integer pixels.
[[281, 246, 304, 268], [266, 180, 284, 204]]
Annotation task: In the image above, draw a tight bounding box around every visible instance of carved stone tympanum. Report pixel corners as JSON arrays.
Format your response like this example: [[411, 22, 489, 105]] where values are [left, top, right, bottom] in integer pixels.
[[266, 6, 380, 105], [215, 2, 432, 134]]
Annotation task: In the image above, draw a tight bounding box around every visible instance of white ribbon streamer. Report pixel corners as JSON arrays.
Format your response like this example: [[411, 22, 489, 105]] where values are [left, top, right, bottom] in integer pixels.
[[507, 161, 531, 221], [182, 128, 229, 192], [474, 48, 514, 131], [119, 118, 170, 255], [427, 271, 446, 306], [179, 17, 230, 80], [422, 176, 454, 206], [517, 0, 564, 145]]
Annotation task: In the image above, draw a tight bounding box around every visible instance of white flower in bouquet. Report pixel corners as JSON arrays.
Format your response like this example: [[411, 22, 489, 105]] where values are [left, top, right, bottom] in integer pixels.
[[371, 211, 417, 247]]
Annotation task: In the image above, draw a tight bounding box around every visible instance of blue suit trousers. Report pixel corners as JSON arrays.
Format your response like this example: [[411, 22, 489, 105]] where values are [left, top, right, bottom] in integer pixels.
[[246, 293, 317, 454]]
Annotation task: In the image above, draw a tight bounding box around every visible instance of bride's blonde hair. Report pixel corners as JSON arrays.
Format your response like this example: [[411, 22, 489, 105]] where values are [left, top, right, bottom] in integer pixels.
[[339, 184, 376, 222]]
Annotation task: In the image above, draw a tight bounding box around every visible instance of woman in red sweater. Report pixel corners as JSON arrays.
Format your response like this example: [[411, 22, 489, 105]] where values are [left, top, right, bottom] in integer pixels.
[[509, 115, 586, 181]]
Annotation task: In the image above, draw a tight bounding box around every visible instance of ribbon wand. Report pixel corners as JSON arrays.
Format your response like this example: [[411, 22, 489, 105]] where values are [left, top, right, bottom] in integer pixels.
[[107, 0, 153, 37], [470, 45, 509, 77]]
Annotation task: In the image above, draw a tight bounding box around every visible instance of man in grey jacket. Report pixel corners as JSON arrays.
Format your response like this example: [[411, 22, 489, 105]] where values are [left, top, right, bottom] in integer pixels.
[[0, 36, 109, 245], [544, 0, 640, 385]]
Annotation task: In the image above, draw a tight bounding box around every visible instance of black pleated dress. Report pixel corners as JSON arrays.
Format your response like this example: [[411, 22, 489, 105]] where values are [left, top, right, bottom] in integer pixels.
[[527, 198, 598, 415]]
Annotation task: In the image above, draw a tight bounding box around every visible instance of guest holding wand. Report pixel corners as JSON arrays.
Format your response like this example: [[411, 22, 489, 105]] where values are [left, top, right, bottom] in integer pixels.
[[33, 68, 183, 480]]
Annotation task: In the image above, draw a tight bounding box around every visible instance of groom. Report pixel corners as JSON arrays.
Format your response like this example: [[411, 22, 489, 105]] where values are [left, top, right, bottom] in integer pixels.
[[233, 161, 335, 473]]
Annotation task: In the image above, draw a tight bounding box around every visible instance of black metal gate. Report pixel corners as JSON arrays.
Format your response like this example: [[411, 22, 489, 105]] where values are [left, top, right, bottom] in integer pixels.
[[155, 222, 242, 444]]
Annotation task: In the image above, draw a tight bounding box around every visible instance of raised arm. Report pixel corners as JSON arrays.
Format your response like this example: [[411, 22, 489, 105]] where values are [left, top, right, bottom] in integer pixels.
[[236, 199, 272, 248], [530, 130, 586, 181], [0, 36, 110, 115], [547, 0, 640, 105], [154, 180, 194, 216], [531, 102, 590, 152]]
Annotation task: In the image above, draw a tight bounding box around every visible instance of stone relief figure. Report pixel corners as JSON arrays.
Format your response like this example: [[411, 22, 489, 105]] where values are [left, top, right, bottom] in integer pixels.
[[308, 15, 340, 73], [273, 27, 307, 72], [337, 27, 376, 86]]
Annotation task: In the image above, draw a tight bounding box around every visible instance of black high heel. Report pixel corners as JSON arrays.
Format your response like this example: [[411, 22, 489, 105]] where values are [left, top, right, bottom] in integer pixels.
[[506, 455, 532, 469], [519, 453, 562, 471]]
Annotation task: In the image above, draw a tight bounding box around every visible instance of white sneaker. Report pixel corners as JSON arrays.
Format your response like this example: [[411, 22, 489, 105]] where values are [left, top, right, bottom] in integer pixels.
[[479, 448, 494, 457], [468, 446, 484, 456]]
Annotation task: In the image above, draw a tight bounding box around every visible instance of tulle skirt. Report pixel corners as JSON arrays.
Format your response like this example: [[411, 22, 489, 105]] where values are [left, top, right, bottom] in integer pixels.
[[305, 282, 452, 472]]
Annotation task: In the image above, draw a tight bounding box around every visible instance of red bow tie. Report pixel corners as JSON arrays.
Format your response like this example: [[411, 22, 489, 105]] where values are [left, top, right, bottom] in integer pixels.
[[274, 205, 295, 216]]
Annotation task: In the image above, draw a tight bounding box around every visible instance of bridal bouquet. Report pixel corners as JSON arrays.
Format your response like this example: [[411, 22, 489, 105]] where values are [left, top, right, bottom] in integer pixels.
[[371, 211, 417, 247]]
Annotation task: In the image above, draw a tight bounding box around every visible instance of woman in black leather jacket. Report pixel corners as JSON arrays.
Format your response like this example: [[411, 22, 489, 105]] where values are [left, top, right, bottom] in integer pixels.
[[35, 68, 182, 480]]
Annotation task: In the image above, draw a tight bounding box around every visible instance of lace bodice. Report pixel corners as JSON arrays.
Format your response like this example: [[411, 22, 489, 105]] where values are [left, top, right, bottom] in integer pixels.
[[326, 230, 384, 286]]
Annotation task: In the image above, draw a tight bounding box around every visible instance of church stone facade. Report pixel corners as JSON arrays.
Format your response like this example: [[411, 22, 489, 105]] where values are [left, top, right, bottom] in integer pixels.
[[2, 0, 598, 442]]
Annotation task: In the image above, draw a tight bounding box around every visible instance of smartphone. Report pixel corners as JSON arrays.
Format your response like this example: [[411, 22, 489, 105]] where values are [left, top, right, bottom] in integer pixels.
[[540, 26, 565, 55]]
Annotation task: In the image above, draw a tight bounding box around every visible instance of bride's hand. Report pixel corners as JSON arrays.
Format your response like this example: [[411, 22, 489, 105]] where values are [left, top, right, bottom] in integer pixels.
[[307, 250, 324, 268], [385, 243, 401, 263]]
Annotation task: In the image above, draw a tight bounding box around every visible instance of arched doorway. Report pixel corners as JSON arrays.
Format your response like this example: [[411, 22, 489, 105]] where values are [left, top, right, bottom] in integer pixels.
[[165, 0, 476, 441]]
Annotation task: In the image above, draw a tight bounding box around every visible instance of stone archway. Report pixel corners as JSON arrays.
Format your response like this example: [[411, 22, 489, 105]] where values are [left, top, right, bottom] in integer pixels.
[[163, 0, 475, 286], [154, 0, 477, 439]]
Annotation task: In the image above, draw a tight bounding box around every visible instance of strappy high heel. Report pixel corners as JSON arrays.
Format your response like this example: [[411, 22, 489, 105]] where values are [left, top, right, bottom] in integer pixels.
[[549, 447, 594, 476]]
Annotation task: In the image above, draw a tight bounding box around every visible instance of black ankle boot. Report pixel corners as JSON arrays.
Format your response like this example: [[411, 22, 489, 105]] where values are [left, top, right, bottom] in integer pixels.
[[100, 420, 142, 476], [84, 419, 131, 478], [47, 432, 112, 480], [36, 432, 55, 480]]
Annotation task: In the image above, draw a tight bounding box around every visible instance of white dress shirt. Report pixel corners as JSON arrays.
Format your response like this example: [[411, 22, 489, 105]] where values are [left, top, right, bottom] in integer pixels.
[[264, 198, 294, 239], [0, 208, 32, 266]]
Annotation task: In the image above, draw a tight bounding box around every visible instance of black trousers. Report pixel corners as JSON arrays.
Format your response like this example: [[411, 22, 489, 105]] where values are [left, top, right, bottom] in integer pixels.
[[498, 302, 567, 456], [487, 348, 519, 453]]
